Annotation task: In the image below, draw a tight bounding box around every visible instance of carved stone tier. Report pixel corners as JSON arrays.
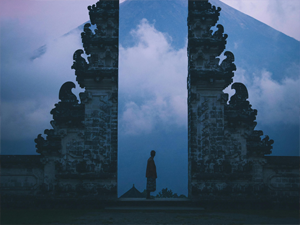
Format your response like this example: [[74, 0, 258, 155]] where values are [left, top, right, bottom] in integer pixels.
[[88, 0, 119, 26], [188, 1, 221, 28], [188, 0, 234, 91], [55, 173, 115, 179], [75, 70, 118, 88], [188, 70, 234, 89], [73, 0, 119, 89]]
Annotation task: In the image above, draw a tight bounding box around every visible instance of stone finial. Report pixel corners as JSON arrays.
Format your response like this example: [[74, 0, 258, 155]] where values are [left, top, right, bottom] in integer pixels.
[[59, 82, 78, 103], [71, 49, 88, 71], [81, 23, 94, 55], [220, 51, 236, 73], [50, 82, 84, 128], [230, 82, 248, 104]]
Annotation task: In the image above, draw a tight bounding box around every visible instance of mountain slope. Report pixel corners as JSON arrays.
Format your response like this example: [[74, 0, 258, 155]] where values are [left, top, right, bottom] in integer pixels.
[[211, 0, 300, 81]]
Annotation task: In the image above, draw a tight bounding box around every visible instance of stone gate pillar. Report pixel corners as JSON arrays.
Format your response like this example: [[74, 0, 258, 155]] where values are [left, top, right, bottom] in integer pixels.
[[35, 0, 119, 199], [187, 0, 274, 200], [187, 0, 234, 198], [72, 0, 119, 198]]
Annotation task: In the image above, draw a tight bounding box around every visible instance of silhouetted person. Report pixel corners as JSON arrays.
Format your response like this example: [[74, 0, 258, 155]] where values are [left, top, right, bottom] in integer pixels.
[[146, 150, 157, 199]]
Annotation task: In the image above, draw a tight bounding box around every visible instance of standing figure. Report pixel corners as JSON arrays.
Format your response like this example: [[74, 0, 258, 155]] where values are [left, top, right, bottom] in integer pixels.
[[146, 150, 157, 199]]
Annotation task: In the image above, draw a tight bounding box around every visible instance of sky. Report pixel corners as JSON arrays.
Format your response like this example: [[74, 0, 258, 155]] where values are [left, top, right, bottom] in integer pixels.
[[1, 0, 300, 42], [1, 0, 300, 196]]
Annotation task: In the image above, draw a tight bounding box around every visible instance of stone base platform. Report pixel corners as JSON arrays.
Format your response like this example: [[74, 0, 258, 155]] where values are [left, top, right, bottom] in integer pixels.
[[107, 198, 204, 211], [1, 195, 298, 210]]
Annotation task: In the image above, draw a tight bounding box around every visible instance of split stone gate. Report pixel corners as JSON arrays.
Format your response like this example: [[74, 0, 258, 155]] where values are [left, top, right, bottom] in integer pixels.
[[1, 0, 299, 204]]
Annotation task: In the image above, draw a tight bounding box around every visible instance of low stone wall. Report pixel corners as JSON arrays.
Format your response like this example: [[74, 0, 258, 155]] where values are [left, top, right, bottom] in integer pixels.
[[1, 155, 299, 209], [1, 155, 44, 196]]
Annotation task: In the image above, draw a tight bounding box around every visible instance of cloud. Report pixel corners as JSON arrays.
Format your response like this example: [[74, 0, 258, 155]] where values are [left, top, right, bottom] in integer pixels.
[[1, 29, 84, 99], [225, 67, 300, 125], [119, 18, 299, 136], [1, 15, 298, 142], [119, 19, 188, 135], [1, 99, 54, 140], [0, 0, 97, 42], [1, 22, 84, 140]]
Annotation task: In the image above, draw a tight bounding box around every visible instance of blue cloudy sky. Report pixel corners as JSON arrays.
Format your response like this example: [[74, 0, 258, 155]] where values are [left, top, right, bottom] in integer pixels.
[[1, 0, 299, 196]]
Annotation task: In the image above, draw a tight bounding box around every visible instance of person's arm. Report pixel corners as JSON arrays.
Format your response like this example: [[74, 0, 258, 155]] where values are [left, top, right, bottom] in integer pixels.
[[146, 160, 149, 177]]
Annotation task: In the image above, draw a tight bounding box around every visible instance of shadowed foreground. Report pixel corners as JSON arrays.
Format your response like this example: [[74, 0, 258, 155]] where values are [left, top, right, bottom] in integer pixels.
[[1, 208, 299, 224]]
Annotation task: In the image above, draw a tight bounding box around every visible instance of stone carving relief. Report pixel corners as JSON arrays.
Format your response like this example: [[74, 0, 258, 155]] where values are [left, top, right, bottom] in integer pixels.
[[79, 91, 93, 103], [88, 1, 119, 37], [81, 23, 94, 55], [189, 1, 221, 16], [1, 175, 38, 190], [269, 174, 300, 191], [189, 21, 212, 38], [246, 131, 274, 156], [86, 46, 118, 69], [95, 19, 118, 37], [88, 1, 118, 23], [190, 50, 235, 76], [35, 131, 61, 155], [205, 55, 220, 70]]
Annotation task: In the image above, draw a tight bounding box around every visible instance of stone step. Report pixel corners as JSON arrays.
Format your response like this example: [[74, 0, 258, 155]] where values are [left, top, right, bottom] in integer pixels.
[[105, 206, 204, 211], [112, 198, 199, 208]]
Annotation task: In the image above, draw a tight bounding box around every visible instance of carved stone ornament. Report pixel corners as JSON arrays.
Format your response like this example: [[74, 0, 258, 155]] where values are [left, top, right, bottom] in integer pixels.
[[79, 91, 93, 103], [88, 0, 119, 27], [59, 82, 78, 103], [50, 82, 84, 128], [35, 130, 62, 155], [212, 24, 228, 41], [225, 82, 257, 126], [81, 23, 94, 55], [220, 51, 236, 73], [71, 49, 88, 72], [247, 131, 274, 156]]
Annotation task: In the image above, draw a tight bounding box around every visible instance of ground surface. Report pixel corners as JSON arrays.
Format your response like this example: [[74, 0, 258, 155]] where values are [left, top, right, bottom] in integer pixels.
[[1, 208, 299, 224]]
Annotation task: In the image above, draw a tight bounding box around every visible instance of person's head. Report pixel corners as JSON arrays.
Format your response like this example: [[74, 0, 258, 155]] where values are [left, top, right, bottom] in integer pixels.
[[150, 150, 156, 157]]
